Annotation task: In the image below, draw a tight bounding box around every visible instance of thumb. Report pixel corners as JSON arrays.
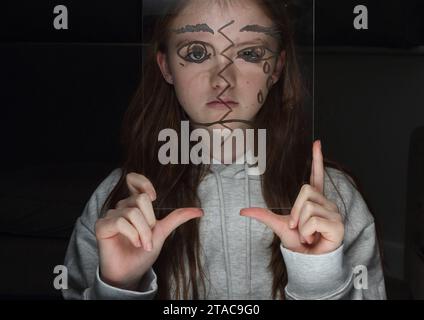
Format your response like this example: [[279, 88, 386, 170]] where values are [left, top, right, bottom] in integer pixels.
[[157, 208, 204, 241], [240, 207, 288, 238]]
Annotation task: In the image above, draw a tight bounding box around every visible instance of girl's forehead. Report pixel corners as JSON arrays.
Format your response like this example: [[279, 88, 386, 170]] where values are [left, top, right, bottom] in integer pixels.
[[170, 0, 273, 32]]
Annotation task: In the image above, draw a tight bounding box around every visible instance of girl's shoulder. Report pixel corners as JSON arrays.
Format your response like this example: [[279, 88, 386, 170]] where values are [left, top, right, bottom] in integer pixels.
[[323, 167, 375, 229], [78, 168, 123, 232], [323, 166, 358, 197], [90, 168, 123, 208], [97, 168, 123, 195]]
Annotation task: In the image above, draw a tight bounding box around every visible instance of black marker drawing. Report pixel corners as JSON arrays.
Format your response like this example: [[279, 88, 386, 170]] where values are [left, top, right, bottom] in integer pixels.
[[215, 20, 237, 130], [264, 60, 274, 92], [174, 22, 281, 130], [263, 61, 271, 74], [173, 23, 214, 35], [236, 46, 277, 64], [240, 24, 281, 41], [257, 90, 264, 104], [191, 20, 254, 131], [177, 41, 216, 64]]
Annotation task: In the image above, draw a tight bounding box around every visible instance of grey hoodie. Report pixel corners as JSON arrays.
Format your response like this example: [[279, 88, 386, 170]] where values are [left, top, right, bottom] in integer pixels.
[[62, 163, 386, 300]]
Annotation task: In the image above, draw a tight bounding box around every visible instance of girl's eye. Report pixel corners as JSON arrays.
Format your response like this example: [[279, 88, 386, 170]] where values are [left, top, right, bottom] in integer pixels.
[[178, 42, 212, 64], [237, 46, 274, 63]]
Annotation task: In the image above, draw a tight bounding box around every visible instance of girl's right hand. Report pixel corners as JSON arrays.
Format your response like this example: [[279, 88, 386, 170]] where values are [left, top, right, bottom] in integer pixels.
[[95, 172, 203, 291]]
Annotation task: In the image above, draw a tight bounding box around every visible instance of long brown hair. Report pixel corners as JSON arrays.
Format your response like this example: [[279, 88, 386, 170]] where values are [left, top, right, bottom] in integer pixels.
[[101, 0, 363, 299]]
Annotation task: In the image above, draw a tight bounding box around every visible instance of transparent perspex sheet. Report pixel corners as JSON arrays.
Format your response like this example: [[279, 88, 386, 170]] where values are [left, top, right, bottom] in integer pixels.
[[141, 0, 314, 212]]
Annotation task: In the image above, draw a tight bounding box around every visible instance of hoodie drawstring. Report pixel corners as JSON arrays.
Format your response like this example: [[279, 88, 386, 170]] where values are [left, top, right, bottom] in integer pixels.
[[244, 162, 252, 299], [213, 170, 233, 299], [211, 161, 252, 300]]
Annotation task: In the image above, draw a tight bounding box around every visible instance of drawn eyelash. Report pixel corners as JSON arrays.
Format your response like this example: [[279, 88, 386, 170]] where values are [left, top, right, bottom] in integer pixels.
[[236, 46, 275, 63], [177, 41, 215, 64]]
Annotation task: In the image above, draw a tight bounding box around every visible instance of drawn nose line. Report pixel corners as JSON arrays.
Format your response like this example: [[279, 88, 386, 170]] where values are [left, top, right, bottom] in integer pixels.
[[216, 62, 234, 130], [216, 20, 236, 131]]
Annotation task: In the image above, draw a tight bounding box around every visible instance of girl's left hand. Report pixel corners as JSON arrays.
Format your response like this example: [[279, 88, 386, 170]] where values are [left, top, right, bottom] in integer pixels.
[[240, 140, 344, 255]]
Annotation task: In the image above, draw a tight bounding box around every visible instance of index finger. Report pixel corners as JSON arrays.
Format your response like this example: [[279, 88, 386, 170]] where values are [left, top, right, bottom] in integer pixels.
[[126, 172, 157, 201], [240, 207, 287, 239], [310, 140, 324, 194]]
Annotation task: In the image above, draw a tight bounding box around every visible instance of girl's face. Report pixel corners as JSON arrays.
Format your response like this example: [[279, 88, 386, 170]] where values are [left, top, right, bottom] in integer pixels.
[[157, 0, 285, 131]]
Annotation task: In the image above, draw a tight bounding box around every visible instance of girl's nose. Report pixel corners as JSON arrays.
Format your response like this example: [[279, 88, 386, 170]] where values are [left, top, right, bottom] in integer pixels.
[[211, 74, 228, 90], [210, 63, 236, 90]]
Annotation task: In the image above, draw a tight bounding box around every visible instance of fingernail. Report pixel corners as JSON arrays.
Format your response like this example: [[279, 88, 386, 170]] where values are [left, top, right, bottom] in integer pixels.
[[146, 242, 153, 251], [289, 220, 295, 229]]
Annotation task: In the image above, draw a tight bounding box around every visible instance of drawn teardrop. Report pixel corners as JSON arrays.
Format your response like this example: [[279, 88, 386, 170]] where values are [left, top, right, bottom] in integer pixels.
[[263, 61, 271, 74], [257, 90, 264, 104]]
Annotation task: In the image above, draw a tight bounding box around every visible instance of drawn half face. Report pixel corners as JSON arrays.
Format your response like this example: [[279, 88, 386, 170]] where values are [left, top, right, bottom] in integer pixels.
[[157, 0, 286, 131]]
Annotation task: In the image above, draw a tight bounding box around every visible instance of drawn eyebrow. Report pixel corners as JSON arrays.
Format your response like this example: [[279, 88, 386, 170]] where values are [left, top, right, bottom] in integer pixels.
[[172, 23, 215, 34], [239, 24, 280, 40]]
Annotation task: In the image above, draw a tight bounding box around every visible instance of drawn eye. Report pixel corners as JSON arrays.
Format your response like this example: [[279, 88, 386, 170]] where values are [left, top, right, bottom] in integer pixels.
[[237, 46, 274, 63], [178, 42, 213, 63]]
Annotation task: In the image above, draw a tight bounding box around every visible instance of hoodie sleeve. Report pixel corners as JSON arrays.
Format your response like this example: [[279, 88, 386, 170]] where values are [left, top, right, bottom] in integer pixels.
[[62, 168, 158, 300], [280, 168, 387, 300]]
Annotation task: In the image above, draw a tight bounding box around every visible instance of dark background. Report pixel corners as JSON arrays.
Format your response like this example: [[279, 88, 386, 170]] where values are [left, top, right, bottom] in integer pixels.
[[1, 0, 424, 299]]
